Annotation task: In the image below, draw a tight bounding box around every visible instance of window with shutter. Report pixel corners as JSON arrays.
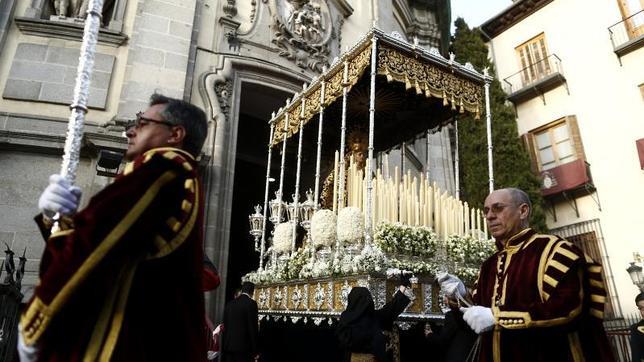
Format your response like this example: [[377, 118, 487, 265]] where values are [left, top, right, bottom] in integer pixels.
[[617, 0, 644, 38], [515, 33, 552, 88], [527, 116, 585, 171]]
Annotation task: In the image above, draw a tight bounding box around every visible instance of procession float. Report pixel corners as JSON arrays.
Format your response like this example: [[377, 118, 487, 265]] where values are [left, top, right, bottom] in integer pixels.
[[244, 27, 496, 332]]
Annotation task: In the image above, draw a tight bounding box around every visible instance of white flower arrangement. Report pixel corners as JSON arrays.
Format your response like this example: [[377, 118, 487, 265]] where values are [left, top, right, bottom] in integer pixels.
[[273, 222, 295, 254], [312, 258, 332, 277], [336, 207, 364, 245], [310, 209, 337, 248], [445, 234, 495, 267], [356, 244, 387, 273], [286, 247, 309, 279], [374, 222, 439, 258], [445, 234, 495, 284]]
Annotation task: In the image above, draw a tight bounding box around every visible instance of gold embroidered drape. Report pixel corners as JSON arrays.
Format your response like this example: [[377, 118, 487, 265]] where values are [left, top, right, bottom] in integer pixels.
[[270, 37, 485, 146]]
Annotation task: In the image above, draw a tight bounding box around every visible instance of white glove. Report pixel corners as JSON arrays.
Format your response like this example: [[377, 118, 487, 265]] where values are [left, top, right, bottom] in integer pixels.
[[436, 272, 466, 298], [461, 306, 495, 334], [18, 325, 39, 362], [38, 174, 82, 216]]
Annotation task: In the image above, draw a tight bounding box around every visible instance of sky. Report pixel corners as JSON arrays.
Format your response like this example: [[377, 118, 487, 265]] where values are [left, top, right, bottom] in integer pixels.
[[450, 0, 513, 32]]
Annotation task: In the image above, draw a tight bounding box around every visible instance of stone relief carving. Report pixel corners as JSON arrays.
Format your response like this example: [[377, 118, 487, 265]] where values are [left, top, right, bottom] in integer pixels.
[[250, 0, 258, 23], [214, 80, 233, 122], [334, 16, 344, 54], [51, 0, 115, 20], [223, 0, 237, 18], [271, 0, 332, 72]]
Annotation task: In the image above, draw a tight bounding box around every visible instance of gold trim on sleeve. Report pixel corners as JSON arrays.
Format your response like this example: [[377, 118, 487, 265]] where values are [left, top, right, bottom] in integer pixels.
[[21, 171, 177, 345], [567, 331, 585, 362], [146, 180, 200, 260]]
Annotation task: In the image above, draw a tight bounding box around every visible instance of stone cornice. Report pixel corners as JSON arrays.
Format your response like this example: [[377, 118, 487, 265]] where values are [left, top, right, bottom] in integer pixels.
[[14, 17, 128, 47], [480, 0, 554, 38]]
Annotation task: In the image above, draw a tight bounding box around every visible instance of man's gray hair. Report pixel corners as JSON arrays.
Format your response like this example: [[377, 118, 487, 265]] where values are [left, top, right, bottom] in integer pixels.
[[505, 187, 532, 218], [149, 93, 207, 157]]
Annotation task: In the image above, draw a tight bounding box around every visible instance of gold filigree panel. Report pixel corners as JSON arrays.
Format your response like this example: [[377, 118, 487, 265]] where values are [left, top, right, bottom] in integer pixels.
[[386, 281, 423, 314], [272, 42, 372, 146], [376, 45, 484, 118], [333, 279, 358, 310]]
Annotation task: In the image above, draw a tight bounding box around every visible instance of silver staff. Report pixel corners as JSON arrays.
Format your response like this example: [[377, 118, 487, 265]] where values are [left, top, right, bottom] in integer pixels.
[[313, 78, 326, 209], [259, 115, 276, 270], [483, 68, 494, 193], [61, 0, 104, 182], [53, 0, 104, 231], [365, 35, 377, 244]]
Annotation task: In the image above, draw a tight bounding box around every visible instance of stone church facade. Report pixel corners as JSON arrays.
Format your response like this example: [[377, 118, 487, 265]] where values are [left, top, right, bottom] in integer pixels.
[[0, 0, 453, 321]]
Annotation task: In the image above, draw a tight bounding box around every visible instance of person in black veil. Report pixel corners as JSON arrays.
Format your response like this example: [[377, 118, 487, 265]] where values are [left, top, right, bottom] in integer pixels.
[[336, 275, 413, 362]]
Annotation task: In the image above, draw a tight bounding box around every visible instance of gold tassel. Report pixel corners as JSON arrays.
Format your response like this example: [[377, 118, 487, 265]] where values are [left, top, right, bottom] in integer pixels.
[[451, 95, 456, 111], [459, 99, 465, 113], [442, 91, 448, 106]]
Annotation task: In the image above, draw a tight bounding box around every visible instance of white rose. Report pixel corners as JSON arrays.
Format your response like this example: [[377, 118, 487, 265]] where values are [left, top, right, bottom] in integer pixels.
[[336, 207, 364, 245], [310, 209, 337, 247], [273, 222, 295, 254]]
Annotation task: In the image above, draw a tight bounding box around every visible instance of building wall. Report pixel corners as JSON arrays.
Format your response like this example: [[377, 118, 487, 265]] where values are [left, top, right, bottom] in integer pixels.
[[486, 0, 644, 315]]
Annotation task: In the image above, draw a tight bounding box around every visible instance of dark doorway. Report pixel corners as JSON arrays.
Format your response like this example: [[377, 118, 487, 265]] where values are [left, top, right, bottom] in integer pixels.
[[226, 83, 292, 301]]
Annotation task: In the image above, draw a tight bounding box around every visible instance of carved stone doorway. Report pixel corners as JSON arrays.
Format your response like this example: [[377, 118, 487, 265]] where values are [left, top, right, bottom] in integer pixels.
[[225, 82, 291, 301]]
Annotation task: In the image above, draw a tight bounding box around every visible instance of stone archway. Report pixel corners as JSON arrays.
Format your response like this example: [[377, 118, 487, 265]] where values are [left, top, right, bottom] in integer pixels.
[[199, 59, 309, 322]]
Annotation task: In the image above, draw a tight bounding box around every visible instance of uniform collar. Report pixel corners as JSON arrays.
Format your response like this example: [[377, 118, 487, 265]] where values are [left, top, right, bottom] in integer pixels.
[[119, 147, 195, 178], [497, 228, 535, 250]]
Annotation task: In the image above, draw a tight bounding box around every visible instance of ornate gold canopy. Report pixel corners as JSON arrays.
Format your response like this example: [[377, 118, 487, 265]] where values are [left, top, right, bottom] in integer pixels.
[[270, 28, 487, 146]]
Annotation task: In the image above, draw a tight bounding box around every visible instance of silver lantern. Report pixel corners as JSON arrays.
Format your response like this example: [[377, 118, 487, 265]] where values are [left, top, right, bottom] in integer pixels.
[[299, 189, 316, 230], [287, 193, 300, 223], [269, 191, 286, 224], [248, 205, 264, 251]]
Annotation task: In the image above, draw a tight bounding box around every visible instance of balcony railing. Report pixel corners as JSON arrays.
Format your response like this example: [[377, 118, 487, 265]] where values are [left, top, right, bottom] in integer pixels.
[[608, 9, 644, 58], [502, 54, 567, 104]]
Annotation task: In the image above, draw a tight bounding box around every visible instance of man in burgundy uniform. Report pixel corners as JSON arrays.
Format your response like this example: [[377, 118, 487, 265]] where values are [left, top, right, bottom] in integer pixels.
[[461, 188, 614, 362], [19, 94, 209, 361]]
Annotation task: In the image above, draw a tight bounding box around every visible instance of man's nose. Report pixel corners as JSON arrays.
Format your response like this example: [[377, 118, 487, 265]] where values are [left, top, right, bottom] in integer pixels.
[[125, 127, 135, 138]]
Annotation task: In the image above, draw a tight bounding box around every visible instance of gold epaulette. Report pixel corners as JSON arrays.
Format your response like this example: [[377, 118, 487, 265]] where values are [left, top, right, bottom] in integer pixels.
[[146, 175, 199, 260], [540, 239, 580, 302], [583, 253, 607, 320], [20, 297, 49, 345]]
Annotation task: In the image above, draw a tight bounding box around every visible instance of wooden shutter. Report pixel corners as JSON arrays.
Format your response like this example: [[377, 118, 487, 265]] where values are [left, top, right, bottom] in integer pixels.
[[566, 115, 586, 162], [522, 133, 539, 173]]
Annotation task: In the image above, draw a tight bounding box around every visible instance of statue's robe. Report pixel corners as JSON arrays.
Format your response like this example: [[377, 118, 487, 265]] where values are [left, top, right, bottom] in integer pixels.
[[21, 147, 207, 361], [473, 228, 614, 362]]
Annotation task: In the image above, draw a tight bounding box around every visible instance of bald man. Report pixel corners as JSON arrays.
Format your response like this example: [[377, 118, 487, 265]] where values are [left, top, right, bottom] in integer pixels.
[[461, 188, 614, 361]]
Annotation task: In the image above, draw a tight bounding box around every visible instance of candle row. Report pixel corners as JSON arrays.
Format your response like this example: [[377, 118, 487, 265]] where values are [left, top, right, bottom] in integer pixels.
[[331, 155, 488, 240]]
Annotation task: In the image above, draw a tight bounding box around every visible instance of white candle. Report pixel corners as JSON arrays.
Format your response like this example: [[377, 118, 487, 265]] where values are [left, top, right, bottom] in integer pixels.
[[333, 151, 338, 214]]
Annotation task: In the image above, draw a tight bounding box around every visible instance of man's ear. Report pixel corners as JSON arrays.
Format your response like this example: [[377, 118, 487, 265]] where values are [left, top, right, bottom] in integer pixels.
[[168, 125, 186, 148], [519, 203, 530, 220]]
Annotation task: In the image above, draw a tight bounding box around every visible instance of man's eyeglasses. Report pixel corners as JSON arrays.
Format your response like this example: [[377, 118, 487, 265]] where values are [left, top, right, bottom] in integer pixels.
[[126, 112, 175, 130], [483, 203, 513, 216]]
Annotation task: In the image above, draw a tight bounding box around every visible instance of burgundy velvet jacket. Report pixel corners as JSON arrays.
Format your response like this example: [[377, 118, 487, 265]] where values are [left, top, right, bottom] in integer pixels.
[[21, 147, 207, 361], [472, 228, 614, 362]]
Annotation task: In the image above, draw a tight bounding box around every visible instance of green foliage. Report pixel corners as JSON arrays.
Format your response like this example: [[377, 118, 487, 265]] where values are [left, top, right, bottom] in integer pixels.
[[451, 18, 547, 232], [374, 222, 439, 258]]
